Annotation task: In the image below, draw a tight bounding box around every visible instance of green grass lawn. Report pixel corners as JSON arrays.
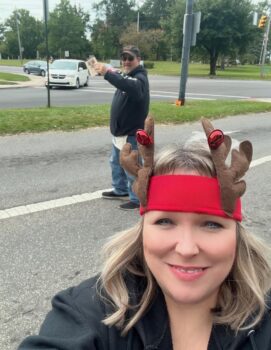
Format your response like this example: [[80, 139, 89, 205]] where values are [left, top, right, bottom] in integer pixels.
[[0, 72, 30, 83], [0, 100, 270, 135], [0, 59, 28, 66], [148, 62, 271, 80]]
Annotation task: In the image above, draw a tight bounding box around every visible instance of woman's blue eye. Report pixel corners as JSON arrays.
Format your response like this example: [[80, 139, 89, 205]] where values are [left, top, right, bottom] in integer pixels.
[[204, 221, 223, 229], [155, 218, 173, 225]]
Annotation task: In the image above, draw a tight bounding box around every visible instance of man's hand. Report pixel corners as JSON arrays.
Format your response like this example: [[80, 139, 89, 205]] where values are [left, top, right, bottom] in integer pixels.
[[94, 62, 108, 76]]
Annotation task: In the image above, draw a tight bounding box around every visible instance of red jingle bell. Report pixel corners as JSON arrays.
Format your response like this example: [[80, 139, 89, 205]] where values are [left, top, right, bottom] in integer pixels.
[[208, 129, 224, 150], [136, 129, 153, 146]]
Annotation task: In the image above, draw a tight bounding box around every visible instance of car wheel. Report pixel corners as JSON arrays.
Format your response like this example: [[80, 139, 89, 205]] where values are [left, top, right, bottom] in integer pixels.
[[84, 76, 90, 87], [25, 69, 30, 74], [75, 78, 80, 89], [40, 70, 46, 77]]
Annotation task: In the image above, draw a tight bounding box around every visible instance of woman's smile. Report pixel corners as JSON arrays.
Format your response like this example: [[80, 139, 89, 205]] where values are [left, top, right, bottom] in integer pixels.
[[168, 264, 209, 282]]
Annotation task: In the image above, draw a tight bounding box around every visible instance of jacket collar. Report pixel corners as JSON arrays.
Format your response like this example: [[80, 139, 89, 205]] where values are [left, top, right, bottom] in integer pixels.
[[127, 65, 146, 77]]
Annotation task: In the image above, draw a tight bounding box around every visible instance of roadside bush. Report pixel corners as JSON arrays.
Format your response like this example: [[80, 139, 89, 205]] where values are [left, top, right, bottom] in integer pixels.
[[143, 61, 155, 69]]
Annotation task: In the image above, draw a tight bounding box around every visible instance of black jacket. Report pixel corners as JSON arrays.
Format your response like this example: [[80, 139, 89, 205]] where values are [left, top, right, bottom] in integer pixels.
[[18, 276, 271, 350], [104, 65, 150, 137]]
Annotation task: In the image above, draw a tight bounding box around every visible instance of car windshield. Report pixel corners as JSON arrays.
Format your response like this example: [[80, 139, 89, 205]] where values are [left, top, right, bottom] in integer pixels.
[[50, 61, 77, 70]]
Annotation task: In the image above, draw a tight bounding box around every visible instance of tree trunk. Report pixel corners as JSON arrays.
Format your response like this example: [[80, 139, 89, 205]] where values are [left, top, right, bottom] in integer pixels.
[[209, 49, 218, 76], [220, 55, 225, 71]]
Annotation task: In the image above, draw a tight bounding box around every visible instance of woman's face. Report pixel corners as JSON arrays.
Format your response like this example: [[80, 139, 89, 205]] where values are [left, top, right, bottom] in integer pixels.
[[143, 210, 237, 306]]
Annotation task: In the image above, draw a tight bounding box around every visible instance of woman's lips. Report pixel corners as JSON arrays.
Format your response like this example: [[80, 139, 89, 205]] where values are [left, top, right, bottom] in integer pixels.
[[168, 264, 208, 281]]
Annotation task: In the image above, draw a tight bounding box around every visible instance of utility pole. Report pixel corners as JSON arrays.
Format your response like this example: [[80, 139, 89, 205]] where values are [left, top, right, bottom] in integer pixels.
[[15, 10, 23, 63], [260, 11, 271, 77], [43, 0, 51, 108], [136, 0, 144, 42], [137, 11, 140, 32], [177, 0, 194, 106]]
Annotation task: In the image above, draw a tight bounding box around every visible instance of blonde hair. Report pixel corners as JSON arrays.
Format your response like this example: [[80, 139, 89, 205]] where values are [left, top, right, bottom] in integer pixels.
[[98, 142, 271, 334]]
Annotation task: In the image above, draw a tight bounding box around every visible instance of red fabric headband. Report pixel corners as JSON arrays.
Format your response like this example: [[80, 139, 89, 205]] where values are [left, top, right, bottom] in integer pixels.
[[140, 175, 242, 221]]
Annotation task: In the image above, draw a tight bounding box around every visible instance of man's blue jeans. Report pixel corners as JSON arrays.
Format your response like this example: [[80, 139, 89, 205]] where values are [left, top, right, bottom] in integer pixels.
[[110, 135, 139, 204]]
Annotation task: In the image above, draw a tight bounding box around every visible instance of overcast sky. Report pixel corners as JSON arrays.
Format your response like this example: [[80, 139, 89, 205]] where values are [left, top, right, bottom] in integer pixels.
[[0, 0, 98, 23]]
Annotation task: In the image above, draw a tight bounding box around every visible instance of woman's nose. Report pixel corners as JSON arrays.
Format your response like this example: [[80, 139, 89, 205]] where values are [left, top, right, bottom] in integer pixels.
[[174, 230, 200, 257]]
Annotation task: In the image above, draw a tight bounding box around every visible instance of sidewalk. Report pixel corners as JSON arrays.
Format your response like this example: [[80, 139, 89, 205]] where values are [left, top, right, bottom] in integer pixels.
[[0, 74, 45, 89]]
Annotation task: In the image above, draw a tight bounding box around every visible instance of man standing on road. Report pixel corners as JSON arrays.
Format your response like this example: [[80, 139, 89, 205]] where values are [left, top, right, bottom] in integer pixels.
[[93, 45, 150, 210]]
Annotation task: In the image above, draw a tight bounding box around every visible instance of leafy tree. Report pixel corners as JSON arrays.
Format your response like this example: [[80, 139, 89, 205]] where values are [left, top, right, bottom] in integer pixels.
[[134, 0, 176, 59], [120, 23, 166, 60], [0, 23, 7, 58], [194, 0, 255, 75], [161, 0, 186, 61], [164, 0, 257, 74], [140, 0, 175, 29], [91, 0, 174, 59], [92, 0, 136, 58], [0, 24, 5, 41], [4, 9, 44, 59], [48, 0, 90, 59], [90, 20, 117, 60], [95, 0, 135, 27]]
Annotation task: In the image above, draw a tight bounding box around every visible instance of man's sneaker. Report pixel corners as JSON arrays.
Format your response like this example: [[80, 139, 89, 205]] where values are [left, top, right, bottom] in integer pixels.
[[102, 191, 129, 200], [119, 201, 140, 210]]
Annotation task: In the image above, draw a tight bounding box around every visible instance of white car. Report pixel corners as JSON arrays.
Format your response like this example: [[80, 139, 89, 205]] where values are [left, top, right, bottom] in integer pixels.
[[46, 59, 89, 88]]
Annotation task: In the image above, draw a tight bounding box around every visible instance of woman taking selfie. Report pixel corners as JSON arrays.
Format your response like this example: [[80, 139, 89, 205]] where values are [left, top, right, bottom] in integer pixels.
[[19, 117, 271, 350]]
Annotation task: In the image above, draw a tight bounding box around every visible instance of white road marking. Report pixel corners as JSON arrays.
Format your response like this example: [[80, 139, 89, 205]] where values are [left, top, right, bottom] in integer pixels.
[[57, 86, 251, 101], [153, 91, 249, 99], [0, 155, 270, 221], [35, 86, 250, 99], [251, 155, 271, 168], [79, 89, 215, 100], [81, 88, 248, 99], [0, 189, 111, 220], [80, 89, 114, 93], [150, 94, 215, 100], [85, 87, 114, 91]]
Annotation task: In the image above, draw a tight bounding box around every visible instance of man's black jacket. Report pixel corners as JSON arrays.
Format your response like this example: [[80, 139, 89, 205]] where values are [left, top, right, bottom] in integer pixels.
[[18, 275, 271, 349], [104, 65, 149, 137]]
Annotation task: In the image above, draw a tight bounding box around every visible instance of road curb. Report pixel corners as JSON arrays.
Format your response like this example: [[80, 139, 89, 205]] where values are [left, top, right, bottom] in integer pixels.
[[0, 75, 45, 89], [248, 98, 271, 103]]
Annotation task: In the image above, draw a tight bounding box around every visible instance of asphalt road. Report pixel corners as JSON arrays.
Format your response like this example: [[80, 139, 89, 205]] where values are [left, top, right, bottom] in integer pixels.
[[1, 65, 271, 108], [0, 114, 271, 349]]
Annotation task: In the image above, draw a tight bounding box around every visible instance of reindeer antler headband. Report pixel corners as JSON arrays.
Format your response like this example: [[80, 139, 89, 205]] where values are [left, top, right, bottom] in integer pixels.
[[120, 116, 253, 221]]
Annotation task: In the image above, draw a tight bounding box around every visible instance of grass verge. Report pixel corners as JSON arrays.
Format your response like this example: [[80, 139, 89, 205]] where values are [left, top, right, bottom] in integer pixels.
[[0, 100, 270, 135], [148, 62, 271, 80], [0, 59, 28, 67], [0, 72, 29, 83]]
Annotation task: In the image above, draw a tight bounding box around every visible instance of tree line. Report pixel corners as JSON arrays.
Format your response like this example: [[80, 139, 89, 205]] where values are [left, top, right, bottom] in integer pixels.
[[0, 0, 269, 75]]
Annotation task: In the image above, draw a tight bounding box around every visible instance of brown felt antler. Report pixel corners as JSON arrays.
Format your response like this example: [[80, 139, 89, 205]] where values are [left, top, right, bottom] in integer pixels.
[[120, 116, 154, 207], [201, 118, 253, 216]]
